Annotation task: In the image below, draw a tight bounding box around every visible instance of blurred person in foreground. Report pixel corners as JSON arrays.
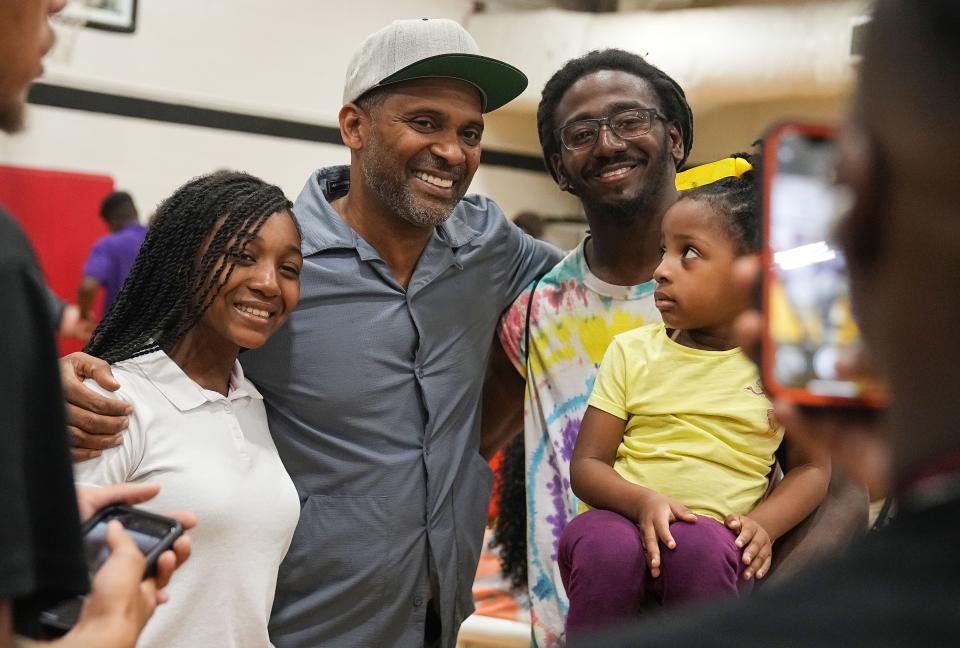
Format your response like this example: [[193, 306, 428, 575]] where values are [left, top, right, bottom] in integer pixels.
[[77, 191, 147, 322], [588, 1, 960, 645], [0, 1, 192, 646]]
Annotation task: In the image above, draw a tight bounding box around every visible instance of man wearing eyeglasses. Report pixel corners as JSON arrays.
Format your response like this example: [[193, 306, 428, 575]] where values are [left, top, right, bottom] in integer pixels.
[[485, 49, 692, 647]]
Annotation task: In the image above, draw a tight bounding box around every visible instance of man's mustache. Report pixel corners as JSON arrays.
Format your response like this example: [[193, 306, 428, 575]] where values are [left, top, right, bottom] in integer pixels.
[[584, 153, 647, 176], [411, 153, 466, 181]]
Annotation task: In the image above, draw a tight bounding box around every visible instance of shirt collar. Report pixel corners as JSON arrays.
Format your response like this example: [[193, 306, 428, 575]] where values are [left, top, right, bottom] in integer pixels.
[[296, 165, 481, 257], [130, 350, 262, 412]]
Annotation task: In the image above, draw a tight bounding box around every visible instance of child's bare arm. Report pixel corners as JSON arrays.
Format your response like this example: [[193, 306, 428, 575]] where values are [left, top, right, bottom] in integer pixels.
[[749, 438, 832, 541], [570, 406, 643, 515], [727, 437, 832, 579], [571, 406, 696, 577]]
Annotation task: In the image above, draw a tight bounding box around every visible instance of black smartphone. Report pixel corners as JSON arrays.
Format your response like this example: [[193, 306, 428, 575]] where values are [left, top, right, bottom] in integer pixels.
[[38, 504, 182, 636], [760, 122, 887, 408]]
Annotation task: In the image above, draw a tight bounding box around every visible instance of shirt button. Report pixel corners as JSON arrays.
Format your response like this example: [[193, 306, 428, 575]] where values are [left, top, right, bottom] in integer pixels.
[[224, 403, 232, 413], [413, 595, 423, 607], [416, 367, 424, 379]]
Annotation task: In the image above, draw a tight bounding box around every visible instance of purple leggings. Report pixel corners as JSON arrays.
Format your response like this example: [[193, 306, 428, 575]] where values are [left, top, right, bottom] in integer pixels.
[[558, 509, 752, 635]]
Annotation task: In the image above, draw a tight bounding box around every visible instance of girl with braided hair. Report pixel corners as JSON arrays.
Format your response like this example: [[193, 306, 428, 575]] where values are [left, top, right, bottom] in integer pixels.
[[74, 170, 303, 648], [559, 164, 831, 635]]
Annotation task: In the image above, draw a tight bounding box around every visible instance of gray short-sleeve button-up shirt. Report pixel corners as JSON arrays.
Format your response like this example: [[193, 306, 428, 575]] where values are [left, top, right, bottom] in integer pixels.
[[241, 166, 561, 648]]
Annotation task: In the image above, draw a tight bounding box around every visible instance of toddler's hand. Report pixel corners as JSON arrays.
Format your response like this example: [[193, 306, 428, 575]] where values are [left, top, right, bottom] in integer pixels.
[[725, 514, 772, 580], [635, 491, 697, 578]]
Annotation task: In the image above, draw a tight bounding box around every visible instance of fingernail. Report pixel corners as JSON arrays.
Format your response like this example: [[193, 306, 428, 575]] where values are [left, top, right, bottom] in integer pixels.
[[745, 571, 752, 579], [736, 540, 743, 547], [121, 417, 130, 427]]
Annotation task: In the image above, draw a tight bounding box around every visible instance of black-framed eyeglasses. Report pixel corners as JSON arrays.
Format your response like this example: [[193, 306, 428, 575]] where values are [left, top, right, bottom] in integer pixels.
[[556, 108, 666, 151]]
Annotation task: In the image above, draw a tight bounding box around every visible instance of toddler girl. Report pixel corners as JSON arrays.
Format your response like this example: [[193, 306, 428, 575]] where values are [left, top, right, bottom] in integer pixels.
[[559, 169, 830, 635]]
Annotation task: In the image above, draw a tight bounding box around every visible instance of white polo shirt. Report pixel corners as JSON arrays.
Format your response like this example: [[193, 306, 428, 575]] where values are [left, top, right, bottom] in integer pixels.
[[74, 350, 300, 648]]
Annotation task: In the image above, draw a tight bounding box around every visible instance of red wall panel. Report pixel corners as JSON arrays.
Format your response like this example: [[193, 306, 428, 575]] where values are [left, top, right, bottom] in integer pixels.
[[0, 165, 114, 355]]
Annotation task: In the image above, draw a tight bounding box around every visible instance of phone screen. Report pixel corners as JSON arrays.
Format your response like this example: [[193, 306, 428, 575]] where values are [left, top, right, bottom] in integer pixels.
[[83, 516, 171, 576], [765, 125, 877, 403], [39, 506, 180, 635]]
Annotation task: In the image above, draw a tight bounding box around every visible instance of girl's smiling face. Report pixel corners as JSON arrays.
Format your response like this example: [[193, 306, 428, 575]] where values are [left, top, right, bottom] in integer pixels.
[[193, 211, 303, 353], [653, 198, 747, 336]]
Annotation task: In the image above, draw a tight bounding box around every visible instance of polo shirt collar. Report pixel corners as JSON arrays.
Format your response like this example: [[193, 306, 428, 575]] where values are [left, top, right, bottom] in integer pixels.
[[133, 350, 262, 412], [297, 165, 481, 258]]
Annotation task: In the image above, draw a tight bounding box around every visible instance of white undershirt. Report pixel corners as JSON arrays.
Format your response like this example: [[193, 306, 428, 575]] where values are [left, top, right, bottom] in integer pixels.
[[74, 350, 300, 648]]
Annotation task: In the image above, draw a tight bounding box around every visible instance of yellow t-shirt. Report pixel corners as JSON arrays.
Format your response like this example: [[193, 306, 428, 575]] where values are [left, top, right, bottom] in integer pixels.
[[587, 323, 783, 523]]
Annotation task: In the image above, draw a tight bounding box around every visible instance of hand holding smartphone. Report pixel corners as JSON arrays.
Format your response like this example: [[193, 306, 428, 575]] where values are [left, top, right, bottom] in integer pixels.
[[39, 504, 183, 636], [761, 122, 887, 408]]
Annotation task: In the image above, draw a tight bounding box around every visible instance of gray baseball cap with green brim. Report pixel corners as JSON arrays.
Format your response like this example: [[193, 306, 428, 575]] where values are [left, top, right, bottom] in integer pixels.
[[342, 18, 528, 113]]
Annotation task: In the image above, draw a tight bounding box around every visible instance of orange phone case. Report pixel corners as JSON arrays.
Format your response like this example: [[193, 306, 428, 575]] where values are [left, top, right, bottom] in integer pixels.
[[760, 121, 887, 408]]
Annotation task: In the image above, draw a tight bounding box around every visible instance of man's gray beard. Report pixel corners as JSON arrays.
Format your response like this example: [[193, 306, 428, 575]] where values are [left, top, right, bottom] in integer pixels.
[[360, 138, 457, 228], [0, 96, 26, 134]]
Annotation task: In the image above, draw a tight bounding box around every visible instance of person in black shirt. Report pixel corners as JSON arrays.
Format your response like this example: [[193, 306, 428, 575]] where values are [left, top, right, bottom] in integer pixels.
[[0, 208, 194, 646], [0, 2, 192, 646]]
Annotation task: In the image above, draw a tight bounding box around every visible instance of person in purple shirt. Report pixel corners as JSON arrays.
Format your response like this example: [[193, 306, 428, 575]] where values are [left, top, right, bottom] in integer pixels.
[[78, 191, 147, 320]]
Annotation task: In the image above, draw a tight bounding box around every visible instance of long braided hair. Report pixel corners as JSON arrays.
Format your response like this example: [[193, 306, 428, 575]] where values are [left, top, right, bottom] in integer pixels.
[[490, 432, 528, 589], [84, 171, 295, 364]]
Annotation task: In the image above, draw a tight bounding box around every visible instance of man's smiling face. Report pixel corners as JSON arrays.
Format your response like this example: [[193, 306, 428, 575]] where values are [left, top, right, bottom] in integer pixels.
[[550, 70, 683, 220], [357, 77, 484, 228]]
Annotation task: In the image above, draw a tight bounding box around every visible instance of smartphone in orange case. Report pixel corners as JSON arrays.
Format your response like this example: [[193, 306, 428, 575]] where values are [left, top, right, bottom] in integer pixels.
[[760, 121, 887, 408]]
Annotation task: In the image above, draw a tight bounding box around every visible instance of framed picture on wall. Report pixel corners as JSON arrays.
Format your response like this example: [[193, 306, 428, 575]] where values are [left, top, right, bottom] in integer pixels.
[[61, 0, 138, 34]]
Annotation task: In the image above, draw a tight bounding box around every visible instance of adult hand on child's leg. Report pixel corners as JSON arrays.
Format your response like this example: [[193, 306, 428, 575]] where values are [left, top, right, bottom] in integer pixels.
[[725, 514, 772, 580]]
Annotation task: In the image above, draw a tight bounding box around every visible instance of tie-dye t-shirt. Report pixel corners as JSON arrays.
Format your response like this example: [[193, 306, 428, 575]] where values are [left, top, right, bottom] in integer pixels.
[[496, 242, 660, 647]]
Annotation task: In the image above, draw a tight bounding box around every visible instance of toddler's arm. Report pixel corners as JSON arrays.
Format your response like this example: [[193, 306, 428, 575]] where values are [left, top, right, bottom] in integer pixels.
[[726, 437, 831, 580], [571, 405, 696, 578]]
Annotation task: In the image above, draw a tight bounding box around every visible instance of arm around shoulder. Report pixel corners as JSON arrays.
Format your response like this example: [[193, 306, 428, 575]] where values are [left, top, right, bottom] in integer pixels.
[[60, 353, 132, 461], [468, 196, 562, 307], [71, 377, 141, 486]]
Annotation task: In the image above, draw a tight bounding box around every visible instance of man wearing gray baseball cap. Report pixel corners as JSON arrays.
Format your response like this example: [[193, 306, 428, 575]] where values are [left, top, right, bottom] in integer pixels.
[[249, 20, 560, 647], [342, 17, 528, 113], [62, 16, 561, 648]]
